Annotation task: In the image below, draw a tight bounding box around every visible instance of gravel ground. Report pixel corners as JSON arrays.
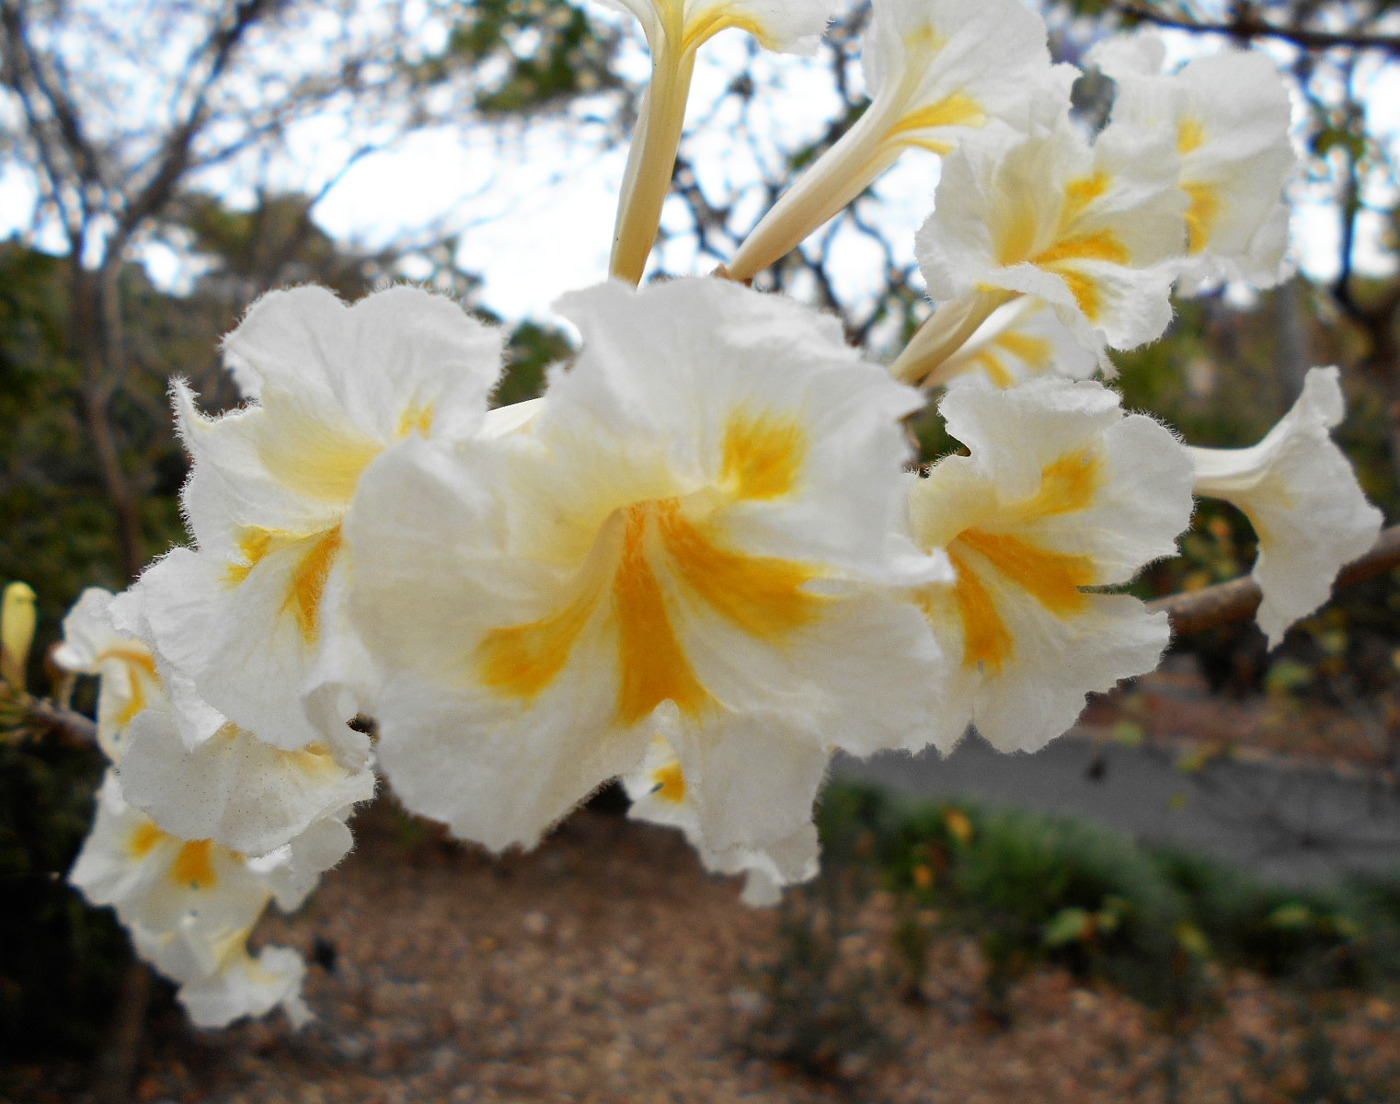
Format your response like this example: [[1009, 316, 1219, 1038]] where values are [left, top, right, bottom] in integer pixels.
[[10, 793, 1399, 1104]]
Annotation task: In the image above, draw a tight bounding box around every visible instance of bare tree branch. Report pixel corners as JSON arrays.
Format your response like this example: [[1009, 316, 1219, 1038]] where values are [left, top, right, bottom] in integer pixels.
[[1111, 1, 1400, 54]]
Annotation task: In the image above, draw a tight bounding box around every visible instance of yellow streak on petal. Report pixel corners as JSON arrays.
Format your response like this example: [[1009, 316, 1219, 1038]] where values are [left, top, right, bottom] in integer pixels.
[[255, 420, 381, 505], [114, 665, 148, 731], [946, 547, 1013, 672], [1017, 448, 1102, 518], [653, 761, 687, 804], [1062, 173, 1111, 225], [721, 410, 807, 500], [1178, 116, 1206, 155], [890, 93, 986, 139], [972, 349, 1015, 388], [283, 526, 343, 646], [396, 403, 435, 438], [1184, 181, 1221, 254], [1033, 230, 1130, 270], [958, 529, 1095, 616], [224, 528, 274, 587], [128, 819, 166, 860], [170, 839, 219, 890], [658, 504, 823, 640], [613, 505, 709, 725], [995, 331, 1054, 372], [478, 584, 599, 703], [681, 9, 772, 53]]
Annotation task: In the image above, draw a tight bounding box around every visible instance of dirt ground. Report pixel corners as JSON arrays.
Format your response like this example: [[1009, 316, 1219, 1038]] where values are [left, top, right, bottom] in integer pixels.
[[10, 778, 1399, 1104]]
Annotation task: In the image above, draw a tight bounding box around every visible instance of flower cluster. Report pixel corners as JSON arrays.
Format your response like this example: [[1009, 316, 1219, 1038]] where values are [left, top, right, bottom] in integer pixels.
[[59, 0, 1382, 1027]]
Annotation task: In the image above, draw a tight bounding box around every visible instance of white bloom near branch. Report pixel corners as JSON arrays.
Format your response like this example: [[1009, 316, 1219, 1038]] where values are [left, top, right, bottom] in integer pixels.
[[908, 380, 1194, 753], [53, 587, 162, 761], [1190, 367, 1382, 647], [904, 121, 1186, 382], [349, 278, 943, 881], [1092, 34, 1296, 292], [131, 286, 501, 758], [725, 0, 1069, 282]]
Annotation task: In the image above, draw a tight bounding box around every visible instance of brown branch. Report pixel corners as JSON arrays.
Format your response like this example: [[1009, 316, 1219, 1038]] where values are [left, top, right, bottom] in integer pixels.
[[1150, 523, 1400, 637], [1113, 2, 1400, 54], [23, 696, 98, 745]]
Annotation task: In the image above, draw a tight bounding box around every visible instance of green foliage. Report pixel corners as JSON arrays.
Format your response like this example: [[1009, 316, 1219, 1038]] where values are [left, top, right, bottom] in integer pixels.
[[0, 731, 123, 1057], [425, 0, 624, 117]]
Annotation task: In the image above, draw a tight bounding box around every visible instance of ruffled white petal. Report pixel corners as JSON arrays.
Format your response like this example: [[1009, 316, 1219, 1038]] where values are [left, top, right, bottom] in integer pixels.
[[1190, 367, 1382, 646], [119, 706, 373, 857], [908, 379, 1194, 752]]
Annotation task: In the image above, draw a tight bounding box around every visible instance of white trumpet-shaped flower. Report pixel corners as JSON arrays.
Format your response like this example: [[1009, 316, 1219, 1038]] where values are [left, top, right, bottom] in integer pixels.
[[606, 0, 840, 283], [53, 587, 163, 762], [902, 120, 1187, 383], [1190, 367, 1382, 647], [725, 0, 1070, 282], [1092, 34, 1295, 293], [130, 286, 502, 758], [349, 278, 943, 877], [908, 379, 1194, 752]]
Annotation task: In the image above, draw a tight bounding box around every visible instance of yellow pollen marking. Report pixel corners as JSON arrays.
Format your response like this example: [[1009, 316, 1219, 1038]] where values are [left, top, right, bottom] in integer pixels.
[[284, 526, 343, 645], [1033, 230, 1130, 270], [958, 530, 1095, 616], [946, 547, 1013, 672], [890, 93, 986, 139], [1061, 172, 1111, 227], [478, 584, 599, 703], [115, 668, 149, 730], [653, 761, 687, 804], [254, 420, 381, 505], [224, 527, 275, 587], [1017, 448, 1102, 518], [721, 410, 807, 500], [657, 504, 822, 640], [170, 839, 219, 890], [1177, 116, 1206, 155], [613, 505, 709, 725], [128, 820, 166, 860], [396, 403, 435, 438], [1183, 181, 1221, 254]]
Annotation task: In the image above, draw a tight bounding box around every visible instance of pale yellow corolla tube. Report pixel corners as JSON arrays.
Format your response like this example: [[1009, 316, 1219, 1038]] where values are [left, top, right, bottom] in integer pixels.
[[721, 0, 1066, 284], [607, 0, 836, 285]]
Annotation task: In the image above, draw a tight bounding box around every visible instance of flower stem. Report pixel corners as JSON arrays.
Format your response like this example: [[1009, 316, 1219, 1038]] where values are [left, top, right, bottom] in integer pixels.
[[610, 44, 698, 286]]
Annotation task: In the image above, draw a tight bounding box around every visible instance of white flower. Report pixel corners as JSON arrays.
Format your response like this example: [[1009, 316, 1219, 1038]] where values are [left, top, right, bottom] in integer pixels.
[[725, 0, 1071, 282], [69, 773, 273, 940], [1190, 367, 1382, 646], [349, 278, 943, 873], [908, 379, 1194, 752], [1092, 34, 1296, 292], [902, 120, 1187, 384], [53, 588, 163, 762], [130, 286, 501, 757], [117, 704, 373, 858], [133, 920, 311, 1029], [915, 296, 1107, 390]]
